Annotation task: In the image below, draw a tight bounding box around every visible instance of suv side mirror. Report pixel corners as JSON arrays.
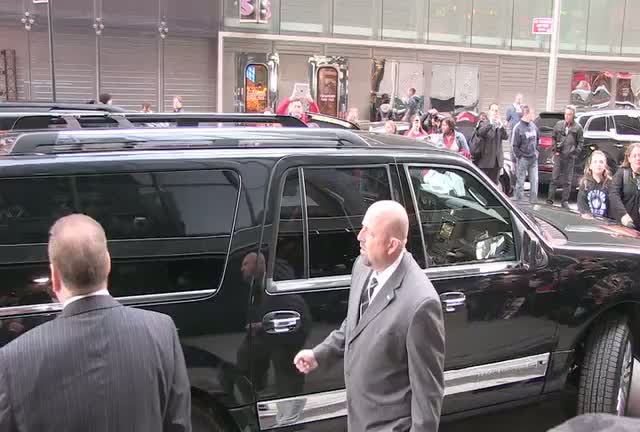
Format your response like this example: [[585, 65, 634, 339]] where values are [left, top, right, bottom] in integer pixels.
[[522, 231, 547, 271]]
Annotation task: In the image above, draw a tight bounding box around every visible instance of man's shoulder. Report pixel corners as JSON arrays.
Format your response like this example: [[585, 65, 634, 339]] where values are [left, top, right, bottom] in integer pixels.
[[399, 255, 438, 302], [115, 305, 175, 329]]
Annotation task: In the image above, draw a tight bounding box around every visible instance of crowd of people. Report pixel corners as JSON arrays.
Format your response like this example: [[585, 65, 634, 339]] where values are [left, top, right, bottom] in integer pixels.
[[375, 93, 640, 232]]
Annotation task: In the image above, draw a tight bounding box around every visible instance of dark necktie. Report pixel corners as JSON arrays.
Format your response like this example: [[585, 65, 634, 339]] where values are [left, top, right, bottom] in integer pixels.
[[359, 275, 378, 322]]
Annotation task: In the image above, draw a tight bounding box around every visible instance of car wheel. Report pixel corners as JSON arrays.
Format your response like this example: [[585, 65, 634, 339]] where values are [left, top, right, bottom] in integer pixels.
[[192, 398, 232, 432], [577, 317, 634, 416]]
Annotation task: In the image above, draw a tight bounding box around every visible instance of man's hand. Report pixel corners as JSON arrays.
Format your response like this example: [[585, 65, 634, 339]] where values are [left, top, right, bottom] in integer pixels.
[[293, 350, 318, 374], [581, 213, 594, 220], [622, 214, 634, 228]]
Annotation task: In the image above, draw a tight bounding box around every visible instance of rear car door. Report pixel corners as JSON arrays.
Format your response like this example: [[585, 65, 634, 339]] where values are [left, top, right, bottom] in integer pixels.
[[611, 113, 640, 166], [396, 159, 558, 414], [253, 154, 395, 431]]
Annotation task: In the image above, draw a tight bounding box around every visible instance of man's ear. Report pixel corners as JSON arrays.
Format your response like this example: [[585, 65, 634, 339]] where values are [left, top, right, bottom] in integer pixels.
[[50, 264, 62, 299], [106, 251, 112, 276]]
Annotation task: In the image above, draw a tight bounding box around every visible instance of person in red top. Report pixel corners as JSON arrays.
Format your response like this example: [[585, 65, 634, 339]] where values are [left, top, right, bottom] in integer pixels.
[[440, 118, 471, 159], [404, 114, 428, 139], [276, 91, 320, 124]]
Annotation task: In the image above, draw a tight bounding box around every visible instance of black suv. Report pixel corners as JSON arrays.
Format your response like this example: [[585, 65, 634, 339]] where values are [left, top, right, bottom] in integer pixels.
[[1, 127, 640, 431]]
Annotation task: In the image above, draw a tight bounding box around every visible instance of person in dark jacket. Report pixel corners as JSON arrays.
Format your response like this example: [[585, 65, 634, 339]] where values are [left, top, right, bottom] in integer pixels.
[[577, 150, 612, 219], [473, 103, 508, 184], [547, 105, 584, 208], [511, 105, 539, 203], [608, 142, 640, 229]]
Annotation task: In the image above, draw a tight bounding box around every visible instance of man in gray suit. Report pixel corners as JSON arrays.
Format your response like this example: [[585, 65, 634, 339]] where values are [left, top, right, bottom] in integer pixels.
[[0, 214, 191, 432], [294, 201, 445, 431]]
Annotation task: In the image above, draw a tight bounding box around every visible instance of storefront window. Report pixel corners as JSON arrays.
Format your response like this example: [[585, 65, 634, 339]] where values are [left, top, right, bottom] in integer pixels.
[[223, 0, 277, 32], [559, 0, 588, 53], [621, 1, 640, 55], [428, 0, 471, 46], [280, 0, 329, 34], [586, 0, 624, 55], [381, 0, 423, 41], [333, 0, 380, 39], [316, 66, 339, 116], [471, 0, 513, 48], [244, 64, 269, 113], [511, 0, 552, 50]]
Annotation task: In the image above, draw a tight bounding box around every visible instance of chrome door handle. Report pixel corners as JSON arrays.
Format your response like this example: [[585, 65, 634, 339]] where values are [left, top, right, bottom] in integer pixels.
[[615, 143, 625, 149], [262, 311, 302, 334], [440, 292, 466, 313]]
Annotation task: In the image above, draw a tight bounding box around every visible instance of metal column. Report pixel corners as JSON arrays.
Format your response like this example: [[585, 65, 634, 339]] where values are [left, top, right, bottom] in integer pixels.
[[545, 0, 562, 111]]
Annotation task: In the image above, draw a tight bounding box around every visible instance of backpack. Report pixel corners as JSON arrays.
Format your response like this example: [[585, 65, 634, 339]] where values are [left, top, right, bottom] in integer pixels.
[[469, 126, 483, 162]]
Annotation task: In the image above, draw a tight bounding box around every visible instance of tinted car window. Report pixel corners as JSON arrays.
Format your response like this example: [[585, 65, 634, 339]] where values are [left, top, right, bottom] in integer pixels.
[[0, 170, 239, 307], [274, 166, 392, 281], [587, 116, 607, 132], [0, 170, 238, 243], [408, 167, 515, 266], [305, 167, 391, 278], [614, 115, 640, 135], [274, 170, 305, 281]]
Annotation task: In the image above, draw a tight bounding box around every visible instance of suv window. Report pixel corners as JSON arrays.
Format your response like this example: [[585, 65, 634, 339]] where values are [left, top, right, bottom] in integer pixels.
[[408, 166, 515, 266], [0, 170, 238, 243], [587, 116, 608, 132], [0, 170, 239, 307], [614, 115, 640, 135], [275, 166, 391, 281]]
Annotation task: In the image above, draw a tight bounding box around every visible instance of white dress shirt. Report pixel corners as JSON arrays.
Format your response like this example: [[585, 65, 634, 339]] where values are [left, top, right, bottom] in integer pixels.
[[368, 251, 405, 302], [63, 288, 110, 308]]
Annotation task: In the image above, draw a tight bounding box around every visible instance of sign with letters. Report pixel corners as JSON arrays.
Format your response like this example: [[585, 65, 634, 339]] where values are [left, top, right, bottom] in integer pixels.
[[532, 17, 554, 34]]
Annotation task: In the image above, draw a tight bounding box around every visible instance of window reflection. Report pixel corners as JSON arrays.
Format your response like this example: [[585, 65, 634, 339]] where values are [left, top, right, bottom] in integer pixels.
[[586, 0, 625, 55], [471, 0, 513, 48], [511, 0, 552, 50], [428, 0, 472, 46]]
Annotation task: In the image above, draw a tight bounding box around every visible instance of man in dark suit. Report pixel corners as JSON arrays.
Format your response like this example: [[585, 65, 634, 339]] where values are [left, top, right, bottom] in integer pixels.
[[294, 201, 445, 432], [473, 102, 508, 184], [0, 214, 191, 432]]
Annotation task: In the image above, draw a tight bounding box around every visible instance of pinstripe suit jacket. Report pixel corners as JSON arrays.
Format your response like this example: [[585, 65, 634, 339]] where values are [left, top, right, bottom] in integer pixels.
[[0, 295, 191, 432]]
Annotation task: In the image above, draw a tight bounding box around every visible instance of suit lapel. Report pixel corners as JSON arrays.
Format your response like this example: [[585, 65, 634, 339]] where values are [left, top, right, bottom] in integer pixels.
[[347, 253, 409, 346]]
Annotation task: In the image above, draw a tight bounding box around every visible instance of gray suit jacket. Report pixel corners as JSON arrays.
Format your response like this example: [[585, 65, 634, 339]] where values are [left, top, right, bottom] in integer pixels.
[[0, 295, 191, 432], [313, 252, 445, 432]]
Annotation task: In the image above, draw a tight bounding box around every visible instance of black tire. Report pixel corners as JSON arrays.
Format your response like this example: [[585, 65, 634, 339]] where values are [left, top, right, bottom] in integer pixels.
[[577, 317, 634, 415], [192, 398, 231, 432]]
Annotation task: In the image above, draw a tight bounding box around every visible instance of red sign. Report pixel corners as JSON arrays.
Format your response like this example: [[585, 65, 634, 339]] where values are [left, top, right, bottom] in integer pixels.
[[532, 17, 554, 35]]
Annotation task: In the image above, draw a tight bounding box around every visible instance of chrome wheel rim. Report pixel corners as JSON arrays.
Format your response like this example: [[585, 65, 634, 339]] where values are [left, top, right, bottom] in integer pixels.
[[616, 339, 634, 416]]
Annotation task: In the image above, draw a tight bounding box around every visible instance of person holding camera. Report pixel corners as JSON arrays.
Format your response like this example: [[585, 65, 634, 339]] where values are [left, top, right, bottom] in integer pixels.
[[609, 143, 640, 229], [546, 105, 584, 208]]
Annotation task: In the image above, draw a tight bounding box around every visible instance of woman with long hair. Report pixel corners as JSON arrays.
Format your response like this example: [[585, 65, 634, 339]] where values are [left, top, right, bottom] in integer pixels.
[[438, 118, 471, 159], [383, 120, 398, 135], [404, 114, 428, 139], [577, 150, 612, 219], [609, 143, 640, 228]]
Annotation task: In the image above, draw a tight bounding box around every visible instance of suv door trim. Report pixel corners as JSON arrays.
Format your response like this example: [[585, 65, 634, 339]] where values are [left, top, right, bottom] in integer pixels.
[[0, 289, 217, 318], [256, 352, 550, 429], [268, 261, 517, 294]]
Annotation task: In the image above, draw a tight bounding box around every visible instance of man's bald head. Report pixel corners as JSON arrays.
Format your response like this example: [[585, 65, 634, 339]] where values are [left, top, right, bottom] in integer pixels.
[[48, 214, 110, 295], [365, 200, 409, 244], [358, 201, 409, 271]]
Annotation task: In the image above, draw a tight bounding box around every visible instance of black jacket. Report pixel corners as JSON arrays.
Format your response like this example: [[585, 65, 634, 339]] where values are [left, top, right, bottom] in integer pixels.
[[608, 167, 640, 227], [473, 120, 508, 169], [0, 296, 191, 432], [577, 176, 609, 218], [552, 120, 584, 158]]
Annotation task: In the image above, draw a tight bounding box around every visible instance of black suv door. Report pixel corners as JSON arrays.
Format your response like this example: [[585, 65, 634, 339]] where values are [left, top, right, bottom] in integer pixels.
[[252, 154, 394, 431], [396, 159, 557, 413]]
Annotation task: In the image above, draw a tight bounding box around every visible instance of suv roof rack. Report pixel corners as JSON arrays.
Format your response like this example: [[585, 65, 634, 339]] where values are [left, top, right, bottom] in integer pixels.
[[0, 102, 127, 113], [6, 112, 307, 131], [6, 127, 371, 155]]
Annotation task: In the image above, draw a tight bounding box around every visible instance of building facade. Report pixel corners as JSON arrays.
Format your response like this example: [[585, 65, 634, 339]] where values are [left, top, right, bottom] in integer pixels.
[[1, 0, 640, 115]]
